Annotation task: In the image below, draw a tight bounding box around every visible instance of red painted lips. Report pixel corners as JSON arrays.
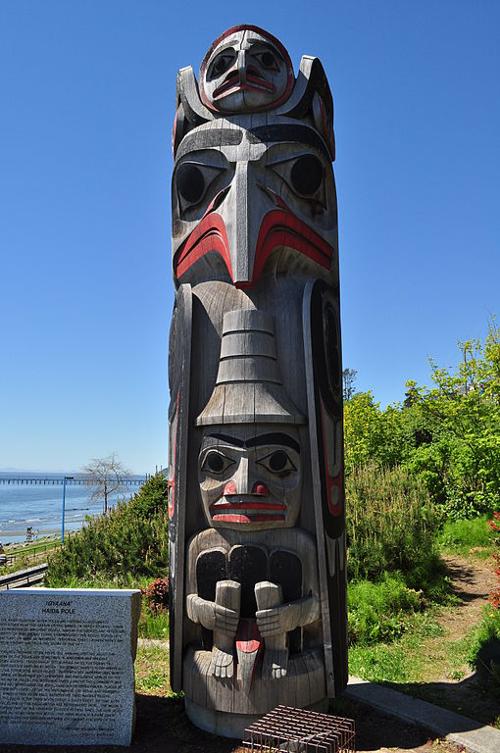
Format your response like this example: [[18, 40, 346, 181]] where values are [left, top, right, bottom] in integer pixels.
[[210, 498, 286, 524], [213, 71, 275, 100]]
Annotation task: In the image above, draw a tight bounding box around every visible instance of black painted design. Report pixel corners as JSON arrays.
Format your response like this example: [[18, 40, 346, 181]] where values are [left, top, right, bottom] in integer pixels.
[[228, 545, 267, 618], [270, 549, 302, 653]]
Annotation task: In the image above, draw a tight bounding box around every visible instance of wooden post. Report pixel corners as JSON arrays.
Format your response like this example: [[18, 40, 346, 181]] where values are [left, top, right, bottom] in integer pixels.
[[168, 24, 347, 738]]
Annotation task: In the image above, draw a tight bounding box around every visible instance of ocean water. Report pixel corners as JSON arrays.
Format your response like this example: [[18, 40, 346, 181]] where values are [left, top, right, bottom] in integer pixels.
[[0, 473, 144, 546]]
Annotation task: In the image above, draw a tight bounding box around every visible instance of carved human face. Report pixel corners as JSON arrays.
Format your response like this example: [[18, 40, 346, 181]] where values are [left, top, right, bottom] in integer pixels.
[[172, 120, 337, 286], [198, 426, 302, 531], [200, 26, 294, 113]]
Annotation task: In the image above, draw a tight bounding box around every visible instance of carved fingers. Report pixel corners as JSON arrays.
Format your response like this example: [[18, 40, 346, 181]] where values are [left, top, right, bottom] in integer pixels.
[[186, 594, 216, 630], [256, 595, 320, 636], [256, 603, 291, 637], [214, 603, 239, 634], [186, 594, 239, 634]]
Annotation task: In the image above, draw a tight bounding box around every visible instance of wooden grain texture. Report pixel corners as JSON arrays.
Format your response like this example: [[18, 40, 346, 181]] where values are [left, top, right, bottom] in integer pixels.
[[169, 25, 346, 736]]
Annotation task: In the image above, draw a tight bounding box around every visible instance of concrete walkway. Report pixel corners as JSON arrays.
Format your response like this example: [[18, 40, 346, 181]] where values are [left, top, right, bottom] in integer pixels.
[[346, 676, 500, 753]]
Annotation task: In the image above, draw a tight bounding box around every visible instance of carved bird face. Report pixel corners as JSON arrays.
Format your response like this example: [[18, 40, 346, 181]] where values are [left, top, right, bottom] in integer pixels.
[[172, 119, 337, 287], [200, 26, 294, 114], [198, 426, 302, 531]]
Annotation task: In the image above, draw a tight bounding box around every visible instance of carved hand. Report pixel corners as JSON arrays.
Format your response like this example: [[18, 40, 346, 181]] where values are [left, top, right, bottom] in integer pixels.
[[256, 595, 320, 637], [186, 594, 239, 634]]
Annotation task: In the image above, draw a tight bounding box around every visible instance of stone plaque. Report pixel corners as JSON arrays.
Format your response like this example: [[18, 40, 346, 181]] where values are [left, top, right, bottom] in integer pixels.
[[0, 588, 141, 747]]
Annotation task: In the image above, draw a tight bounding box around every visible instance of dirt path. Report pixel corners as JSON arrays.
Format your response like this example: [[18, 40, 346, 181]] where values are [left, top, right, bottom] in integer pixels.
[[397, 553, 500, 726], [438, 554, 497, 647]]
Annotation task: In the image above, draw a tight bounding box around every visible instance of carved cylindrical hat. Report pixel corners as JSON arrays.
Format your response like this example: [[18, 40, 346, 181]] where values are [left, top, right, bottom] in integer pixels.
[[196, 309, 305, 425]]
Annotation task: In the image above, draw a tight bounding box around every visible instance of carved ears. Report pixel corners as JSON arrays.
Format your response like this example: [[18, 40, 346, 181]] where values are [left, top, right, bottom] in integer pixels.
[[172, 56, 335, 162], [278, 56, 335, 161]]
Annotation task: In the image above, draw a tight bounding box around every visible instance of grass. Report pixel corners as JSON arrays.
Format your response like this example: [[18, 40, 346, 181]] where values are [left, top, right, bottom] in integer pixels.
[[348, 573, 424, 645], [140, 610, 169, 640], [135, 645, 172, 696], [349, 605, 478, 685], [437, 516, 494, 557]]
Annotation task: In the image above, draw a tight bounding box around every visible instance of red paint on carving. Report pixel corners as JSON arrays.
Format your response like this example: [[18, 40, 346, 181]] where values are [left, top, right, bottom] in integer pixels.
[[175, 195, 333, 286], [320, 400, 343, 518], [174, 212, 233, 281], [211, 502, 286, 511], [212, 513, 286, 523], [223, 480, 237, 495], [199, 24, 294, 113], [236, 618, 261, 653], [247, 208, 333, 286], [213, 72, 275, 100], [252, 482, 270, 495]]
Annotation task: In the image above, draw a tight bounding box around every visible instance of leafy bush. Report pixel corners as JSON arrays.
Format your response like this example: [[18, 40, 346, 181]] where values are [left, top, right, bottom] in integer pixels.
[[142, 577, 169, 614], [46, 473, 168, 586], [344, 321, 500, 521], [348, 573, 423, 645], [346, 464, 440, 586]]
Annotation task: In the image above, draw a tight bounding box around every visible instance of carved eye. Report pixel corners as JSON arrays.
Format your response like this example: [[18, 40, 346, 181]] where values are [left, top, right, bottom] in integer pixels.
[[254, 50, 279, 71], [209, 52, 235, 79], [257, 450, 296, 475], [201, 450, 235, 476], [291, 155, 323, 196], [176, 164, 205, 204], [175, 160, 227, 212]]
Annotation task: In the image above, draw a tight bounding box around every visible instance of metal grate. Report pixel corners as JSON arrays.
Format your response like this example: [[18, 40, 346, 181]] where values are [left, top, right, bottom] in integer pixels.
[[242, 705, 355, 753]]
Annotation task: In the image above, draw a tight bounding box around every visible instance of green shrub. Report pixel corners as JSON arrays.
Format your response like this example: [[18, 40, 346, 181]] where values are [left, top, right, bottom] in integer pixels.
[[348, 573, 423, 645], [346, 464, 440, 586], [46, 473, 168, 586]]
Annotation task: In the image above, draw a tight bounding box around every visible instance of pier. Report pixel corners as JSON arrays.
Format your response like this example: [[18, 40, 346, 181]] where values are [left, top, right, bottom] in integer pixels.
[[0, 476, 147, 486]]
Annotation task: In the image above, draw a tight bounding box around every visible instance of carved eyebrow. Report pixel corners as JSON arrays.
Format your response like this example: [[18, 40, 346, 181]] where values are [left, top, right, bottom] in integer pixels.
[[246, 433, 300, 453], [207, 433, 245, 447], [208, 432, 300, 453], [176, 129, 243, 160], [248, 125, 330, 160], [246, 39, 284, 59]]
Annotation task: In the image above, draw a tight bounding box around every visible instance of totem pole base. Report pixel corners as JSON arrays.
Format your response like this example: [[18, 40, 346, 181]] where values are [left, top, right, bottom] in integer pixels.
[[183, 646, 328, 737], [185, 697, 329, 739]]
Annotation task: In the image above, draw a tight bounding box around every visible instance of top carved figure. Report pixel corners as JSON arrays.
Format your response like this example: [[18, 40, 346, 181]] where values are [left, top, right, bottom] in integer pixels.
[[199, 25, 295, 113]]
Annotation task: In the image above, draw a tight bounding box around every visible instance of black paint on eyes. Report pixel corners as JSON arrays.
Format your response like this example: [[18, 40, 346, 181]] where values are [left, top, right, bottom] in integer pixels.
[[291, 155, 323, 196], [205, 451, 225, 473], [211, 53, 234, 77], [261, 51, 276, 69], [177, 164, 205, 204], [268, 450, 288, 472]]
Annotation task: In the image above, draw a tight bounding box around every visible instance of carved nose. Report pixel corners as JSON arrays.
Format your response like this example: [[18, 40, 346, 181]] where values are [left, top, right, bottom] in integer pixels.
[[237, 50, 247, 83], [223, 458, 266, 496], [252, 483, 270, 495]]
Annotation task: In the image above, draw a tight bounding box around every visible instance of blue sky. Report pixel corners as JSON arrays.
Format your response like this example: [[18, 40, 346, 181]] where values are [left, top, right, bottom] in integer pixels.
[[1, 1, 498, 473]]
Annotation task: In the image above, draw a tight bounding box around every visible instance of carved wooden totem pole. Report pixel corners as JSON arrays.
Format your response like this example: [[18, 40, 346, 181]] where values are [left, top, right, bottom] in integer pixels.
[[168, 25, 347, 737]]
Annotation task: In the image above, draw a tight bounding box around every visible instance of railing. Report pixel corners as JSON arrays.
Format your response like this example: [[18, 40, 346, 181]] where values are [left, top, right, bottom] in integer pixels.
[[0, 563, 48, 590], [0, 541, 60, 568]]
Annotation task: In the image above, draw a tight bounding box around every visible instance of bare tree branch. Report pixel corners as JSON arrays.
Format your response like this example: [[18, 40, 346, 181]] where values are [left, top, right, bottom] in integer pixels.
[[82, 453, 130, 514]]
